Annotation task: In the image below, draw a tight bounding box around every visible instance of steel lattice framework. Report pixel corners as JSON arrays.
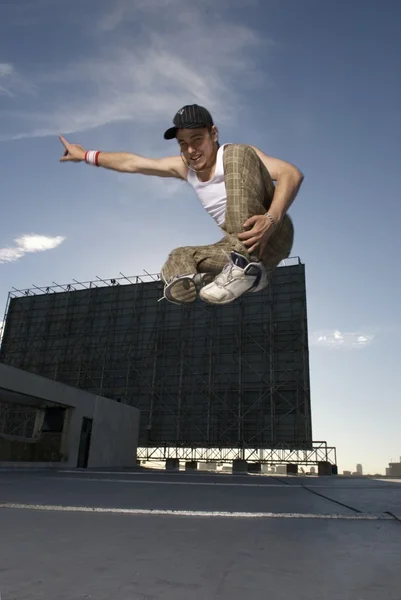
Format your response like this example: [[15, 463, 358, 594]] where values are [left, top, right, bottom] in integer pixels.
[[137, 442, 337, 466], [0, 402, 36, 438], [0, 258, 316, 454]]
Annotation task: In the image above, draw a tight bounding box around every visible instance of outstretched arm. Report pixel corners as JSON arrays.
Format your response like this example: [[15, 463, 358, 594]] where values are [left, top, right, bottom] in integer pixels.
[[59, 135, 187, 180]]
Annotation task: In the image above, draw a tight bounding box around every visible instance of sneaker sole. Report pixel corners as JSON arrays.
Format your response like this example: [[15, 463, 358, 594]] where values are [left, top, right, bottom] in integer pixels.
[[199, 292, 239, 305]]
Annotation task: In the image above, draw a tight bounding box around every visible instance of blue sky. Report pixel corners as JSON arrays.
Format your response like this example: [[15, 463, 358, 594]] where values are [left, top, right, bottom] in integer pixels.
[[1, 0, 400, 474]]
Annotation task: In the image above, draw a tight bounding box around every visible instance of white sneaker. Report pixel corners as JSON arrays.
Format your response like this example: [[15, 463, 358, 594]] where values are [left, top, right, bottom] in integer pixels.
[[199, 252, 268, 305]]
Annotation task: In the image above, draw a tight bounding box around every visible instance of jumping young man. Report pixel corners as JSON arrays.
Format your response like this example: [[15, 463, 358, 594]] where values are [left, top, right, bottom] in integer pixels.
[[59, 104, 303, 305]]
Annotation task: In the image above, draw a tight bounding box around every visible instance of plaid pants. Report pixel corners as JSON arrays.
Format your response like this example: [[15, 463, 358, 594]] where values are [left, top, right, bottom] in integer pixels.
[[161, 144, 294, 302]]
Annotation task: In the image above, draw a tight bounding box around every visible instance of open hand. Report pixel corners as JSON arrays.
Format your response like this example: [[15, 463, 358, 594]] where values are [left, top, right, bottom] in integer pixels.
[[59, 135, 86, 162], [237, 214, 275, 257]]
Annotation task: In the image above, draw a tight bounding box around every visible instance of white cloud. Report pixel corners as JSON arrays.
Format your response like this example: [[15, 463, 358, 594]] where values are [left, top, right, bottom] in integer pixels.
[[0, 234, 65, 264], [310, 329, 375, 350], [0, 62, 36, 97], [0, 63, 13, 77], [15, 234, 65, 253], [0, 1, 268, 140], [96, 0, 259, 34], [0, 247, 25, 263], [0, 63, 15, 96]]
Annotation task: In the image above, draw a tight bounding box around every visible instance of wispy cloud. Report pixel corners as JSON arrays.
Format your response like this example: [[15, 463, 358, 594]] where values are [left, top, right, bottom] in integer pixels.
[[0, 62, 36, 97], [310, 329, 375, 350], [0, 0, 268, 141], [0, 63, 18, 96], [96, 0, 260, 34], [0, 64, 13, 77], [0, 234, 65, 264]]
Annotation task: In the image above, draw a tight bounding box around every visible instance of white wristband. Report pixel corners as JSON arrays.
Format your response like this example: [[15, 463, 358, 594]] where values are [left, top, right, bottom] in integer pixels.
[[84, 150, 100, 166]]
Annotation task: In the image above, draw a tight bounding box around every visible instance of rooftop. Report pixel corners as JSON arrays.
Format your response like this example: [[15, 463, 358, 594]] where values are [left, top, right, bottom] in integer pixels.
[[1, 468, 400, 599]]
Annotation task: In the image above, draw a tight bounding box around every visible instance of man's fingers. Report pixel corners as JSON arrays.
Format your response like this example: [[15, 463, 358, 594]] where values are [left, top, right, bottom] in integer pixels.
[[243, 216, 258, 228], [242, 236, 259, 248], [59, 148, 68, 161], [238, 229, 255, 240], [249, 241, 265, 257], [59, 135, 70, 149], [248, 243, 259, 255]]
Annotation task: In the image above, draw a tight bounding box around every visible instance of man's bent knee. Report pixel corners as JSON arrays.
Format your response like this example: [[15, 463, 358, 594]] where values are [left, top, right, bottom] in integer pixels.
[[161, 246, 195, 283]]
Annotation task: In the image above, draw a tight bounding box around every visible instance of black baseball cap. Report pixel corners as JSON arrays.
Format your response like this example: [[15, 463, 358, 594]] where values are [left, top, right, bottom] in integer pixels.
[[163, 104, 214, 140]]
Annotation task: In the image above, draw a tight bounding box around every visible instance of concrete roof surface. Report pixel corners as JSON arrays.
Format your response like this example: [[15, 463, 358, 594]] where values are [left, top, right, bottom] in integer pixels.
[[1, 469, 401, 599]]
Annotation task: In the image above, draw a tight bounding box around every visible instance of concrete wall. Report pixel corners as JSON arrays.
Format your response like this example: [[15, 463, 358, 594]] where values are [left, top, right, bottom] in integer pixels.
[[64, 396, 140, 469], [0, 364, 140, 468], [91, 397, 139, 468]]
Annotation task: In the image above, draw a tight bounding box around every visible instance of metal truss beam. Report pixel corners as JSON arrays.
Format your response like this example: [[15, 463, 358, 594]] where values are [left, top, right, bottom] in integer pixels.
[[137, 441, 337, 466]]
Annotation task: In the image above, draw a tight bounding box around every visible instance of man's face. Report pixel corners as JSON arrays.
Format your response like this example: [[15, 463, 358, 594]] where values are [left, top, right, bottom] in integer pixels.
[[176, 126, 218, 171]]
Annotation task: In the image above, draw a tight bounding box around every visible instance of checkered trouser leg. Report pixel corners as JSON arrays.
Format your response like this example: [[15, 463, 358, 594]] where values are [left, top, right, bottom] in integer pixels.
[[160, 144, 294, 302], [222, 144, 294, 270]]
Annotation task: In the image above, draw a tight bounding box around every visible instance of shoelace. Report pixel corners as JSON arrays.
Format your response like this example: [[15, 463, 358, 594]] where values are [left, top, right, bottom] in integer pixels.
[[157, 274, 183, 304], [213, 260, 236, 288]]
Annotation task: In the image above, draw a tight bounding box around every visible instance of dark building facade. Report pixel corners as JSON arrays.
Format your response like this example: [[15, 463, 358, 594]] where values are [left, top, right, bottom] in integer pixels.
[[0, 260, 312, 450]]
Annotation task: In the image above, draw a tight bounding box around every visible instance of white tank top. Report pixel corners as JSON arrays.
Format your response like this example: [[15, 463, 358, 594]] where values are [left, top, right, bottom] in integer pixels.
[[186, 143, 229, 226]]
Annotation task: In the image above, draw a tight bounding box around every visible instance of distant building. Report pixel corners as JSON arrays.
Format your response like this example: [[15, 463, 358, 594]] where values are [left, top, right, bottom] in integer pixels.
[[356, 464, 363, 476], [386, 458, 401, 477], [343, 471, 351, 476]]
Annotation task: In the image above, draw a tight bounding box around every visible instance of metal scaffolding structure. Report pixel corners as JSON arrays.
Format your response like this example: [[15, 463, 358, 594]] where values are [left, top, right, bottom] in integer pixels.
[[0, 258, 329, 463], [137, 441, 337, 466], [0, 402, 36, 439]]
